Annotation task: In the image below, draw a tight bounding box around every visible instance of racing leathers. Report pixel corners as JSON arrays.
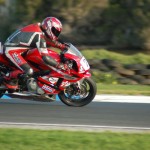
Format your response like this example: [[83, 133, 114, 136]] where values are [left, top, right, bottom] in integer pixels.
[[3, 23, 67, 89]]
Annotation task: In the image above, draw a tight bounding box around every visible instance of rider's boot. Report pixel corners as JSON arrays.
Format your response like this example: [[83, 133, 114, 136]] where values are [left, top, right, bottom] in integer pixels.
[[0, 63, 33, 90], [3, 70, 23, 89]]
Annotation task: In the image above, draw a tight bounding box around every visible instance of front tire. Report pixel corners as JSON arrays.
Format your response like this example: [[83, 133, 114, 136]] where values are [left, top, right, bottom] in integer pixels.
[[58, 77, 97, 107]]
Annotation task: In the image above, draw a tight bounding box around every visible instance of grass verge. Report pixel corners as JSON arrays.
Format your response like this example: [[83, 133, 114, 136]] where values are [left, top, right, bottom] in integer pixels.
[[0, 128, 150, 150], [82, 49, 150, 64], [97, 84, 150, 95]]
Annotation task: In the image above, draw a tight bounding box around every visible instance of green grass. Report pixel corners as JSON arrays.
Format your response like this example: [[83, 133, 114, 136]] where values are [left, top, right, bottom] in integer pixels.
[[82, 49, 150, 64], [0, 128, 150, 150], [97, 84, 150, 95]]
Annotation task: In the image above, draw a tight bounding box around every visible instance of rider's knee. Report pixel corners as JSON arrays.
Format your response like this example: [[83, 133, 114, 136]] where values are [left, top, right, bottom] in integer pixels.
[[21, 63, 33, 76], [42, 55, 57, 67]]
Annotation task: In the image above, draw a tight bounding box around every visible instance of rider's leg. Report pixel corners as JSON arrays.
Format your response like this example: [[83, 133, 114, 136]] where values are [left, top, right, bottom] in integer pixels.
[[42, 55, 68, 70], [4, 47, 33, 89]]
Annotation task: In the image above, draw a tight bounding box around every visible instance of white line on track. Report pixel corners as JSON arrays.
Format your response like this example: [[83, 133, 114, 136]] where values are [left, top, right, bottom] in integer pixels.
[[94, 95, 150, 103], [0, 122, 150, 132], [1, 94, 150, 104]]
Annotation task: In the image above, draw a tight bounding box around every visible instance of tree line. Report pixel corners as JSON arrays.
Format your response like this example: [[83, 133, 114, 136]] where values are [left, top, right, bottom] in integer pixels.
[[0, 0, 150, 52]]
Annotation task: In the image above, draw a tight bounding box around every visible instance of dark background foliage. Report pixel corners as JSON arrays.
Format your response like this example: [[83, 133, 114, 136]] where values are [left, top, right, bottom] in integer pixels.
[[0, 0, 150, 52]]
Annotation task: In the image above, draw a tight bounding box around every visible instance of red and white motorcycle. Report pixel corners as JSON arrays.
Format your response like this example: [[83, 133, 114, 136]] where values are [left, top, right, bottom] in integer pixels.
[[0, 43, 97, 106]]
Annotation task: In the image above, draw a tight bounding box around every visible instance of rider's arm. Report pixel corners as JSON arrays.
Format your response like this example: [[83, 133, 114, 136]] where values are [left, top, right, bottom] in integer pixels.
[[46, 37, 68, 51], [36, 36, 48, 55], [36, 35, 58, 67]]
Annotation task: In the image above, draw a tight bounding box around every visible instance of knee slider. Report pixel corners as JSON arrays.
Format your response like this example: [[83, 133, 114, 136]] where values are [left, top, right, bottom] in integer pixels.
[[42, 55, 57, 67]]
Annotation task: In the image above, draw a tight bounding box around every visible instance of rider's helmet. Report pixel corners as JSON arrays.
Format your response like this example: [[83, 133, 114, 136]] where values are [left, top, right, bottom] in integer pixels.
[[41, 17, 62, 41]]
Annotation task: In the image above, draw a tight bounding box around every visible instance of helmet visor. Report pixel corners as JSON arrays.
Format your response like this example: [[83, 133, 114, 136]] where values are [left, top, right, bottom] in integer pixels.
[[51, 27, 60, 37]]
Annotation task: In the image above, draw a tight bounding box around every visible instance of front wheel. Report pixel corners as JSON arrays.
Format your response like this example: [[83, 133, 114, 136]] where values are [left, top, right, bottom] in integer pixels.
[[58, 77, 97, 107]]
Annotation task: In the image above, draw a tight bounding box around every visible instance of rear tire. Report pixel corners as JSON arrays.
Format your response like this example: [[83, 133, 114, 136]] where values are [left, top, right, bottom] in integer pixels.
[[0, 79, 6, 98], [58, 77, 97, 107]]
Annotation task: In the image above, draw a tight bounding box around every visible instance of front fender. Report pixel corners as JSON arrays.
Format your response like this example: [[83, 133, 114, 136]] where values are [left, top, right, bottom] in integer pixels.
[[83, 71, 91, 78]]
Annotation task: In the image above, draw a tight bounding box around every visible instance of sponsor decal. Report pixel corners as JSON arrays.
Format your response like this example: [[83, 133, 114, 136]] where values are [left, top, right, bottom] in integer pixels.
[[12, 53, 22, 64], [42, 84, 54, 93], [61, 81, 70, 87], [80, 57, 90, 71]]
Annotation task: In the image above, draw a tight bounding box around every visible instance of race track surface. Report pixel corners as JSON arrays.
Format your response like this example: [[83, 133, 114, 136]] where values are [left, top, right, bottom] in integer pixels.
[[0, 97, 150, 131]]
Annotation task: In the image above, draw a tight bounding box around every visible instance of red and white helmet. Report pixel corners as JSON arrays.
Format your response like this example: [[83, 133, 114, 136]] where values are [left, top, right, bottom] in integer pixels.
[[41, 17, 62, 40]]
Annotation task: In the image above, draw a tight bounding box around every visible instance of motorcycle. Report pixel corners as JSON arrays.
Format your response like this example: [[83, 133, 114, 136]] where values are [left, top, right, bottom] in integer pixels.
[[0, 43, 97, 107]]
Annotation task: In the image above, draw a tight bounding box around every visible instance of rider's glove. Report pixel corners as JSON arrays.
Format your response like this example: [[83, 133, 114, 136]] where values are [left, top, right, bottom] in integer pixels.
[[61, 43, 69, 52], [60, 43, 69, 62]]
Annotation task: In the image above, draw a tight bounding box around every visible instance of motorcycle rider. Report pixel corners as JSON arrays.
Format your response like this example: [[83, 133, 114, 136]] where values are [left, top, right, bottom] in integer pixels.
[[3, 17, 68, 89]]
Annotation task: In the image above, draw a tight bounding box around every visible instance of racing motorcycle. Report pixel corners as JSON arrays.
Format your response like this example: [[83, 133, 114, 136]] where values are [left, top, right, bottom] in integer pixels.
[[0, 43, 97, 107]]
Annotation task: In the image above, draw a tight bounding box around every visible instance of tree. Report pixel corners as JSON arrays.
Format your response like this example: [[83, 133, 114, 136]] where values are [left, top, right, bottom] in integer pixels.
[[13, 0, 42, 25], [74, 0, 150, 51], [0, 0, 5, 5]]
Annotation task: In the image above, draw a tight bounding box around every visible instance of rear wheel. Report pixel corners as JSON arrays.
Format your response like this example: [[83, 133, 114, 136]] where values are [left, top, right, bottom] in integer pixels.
[[0, 65, 10, 98], [58, 77, 97, 107], [0, 79, 6, 98]]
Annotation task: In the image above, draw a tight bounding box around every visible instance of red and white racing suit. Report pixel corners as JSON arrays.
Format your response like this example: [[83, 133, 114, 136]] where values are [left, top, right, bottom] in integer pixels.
[[4, 23, 67, 79]]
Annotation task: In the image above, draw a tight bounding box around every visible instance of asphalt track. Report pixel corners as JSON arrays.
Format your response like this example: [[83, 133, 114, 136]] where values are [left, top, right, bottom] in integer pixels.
[[0, 95, 150, 132]]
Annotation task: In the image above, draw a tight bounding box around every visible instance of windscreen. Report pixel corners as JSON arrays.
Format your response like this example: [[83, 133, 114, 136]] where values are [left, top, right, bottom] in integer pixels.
[[66, 44, 83, 58]]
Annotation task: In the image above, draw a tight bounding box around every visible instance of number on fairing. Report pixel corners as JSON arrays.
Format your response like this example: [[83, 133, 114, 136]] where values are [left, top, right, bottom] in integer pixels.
[[80, 57, 90, 70]]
